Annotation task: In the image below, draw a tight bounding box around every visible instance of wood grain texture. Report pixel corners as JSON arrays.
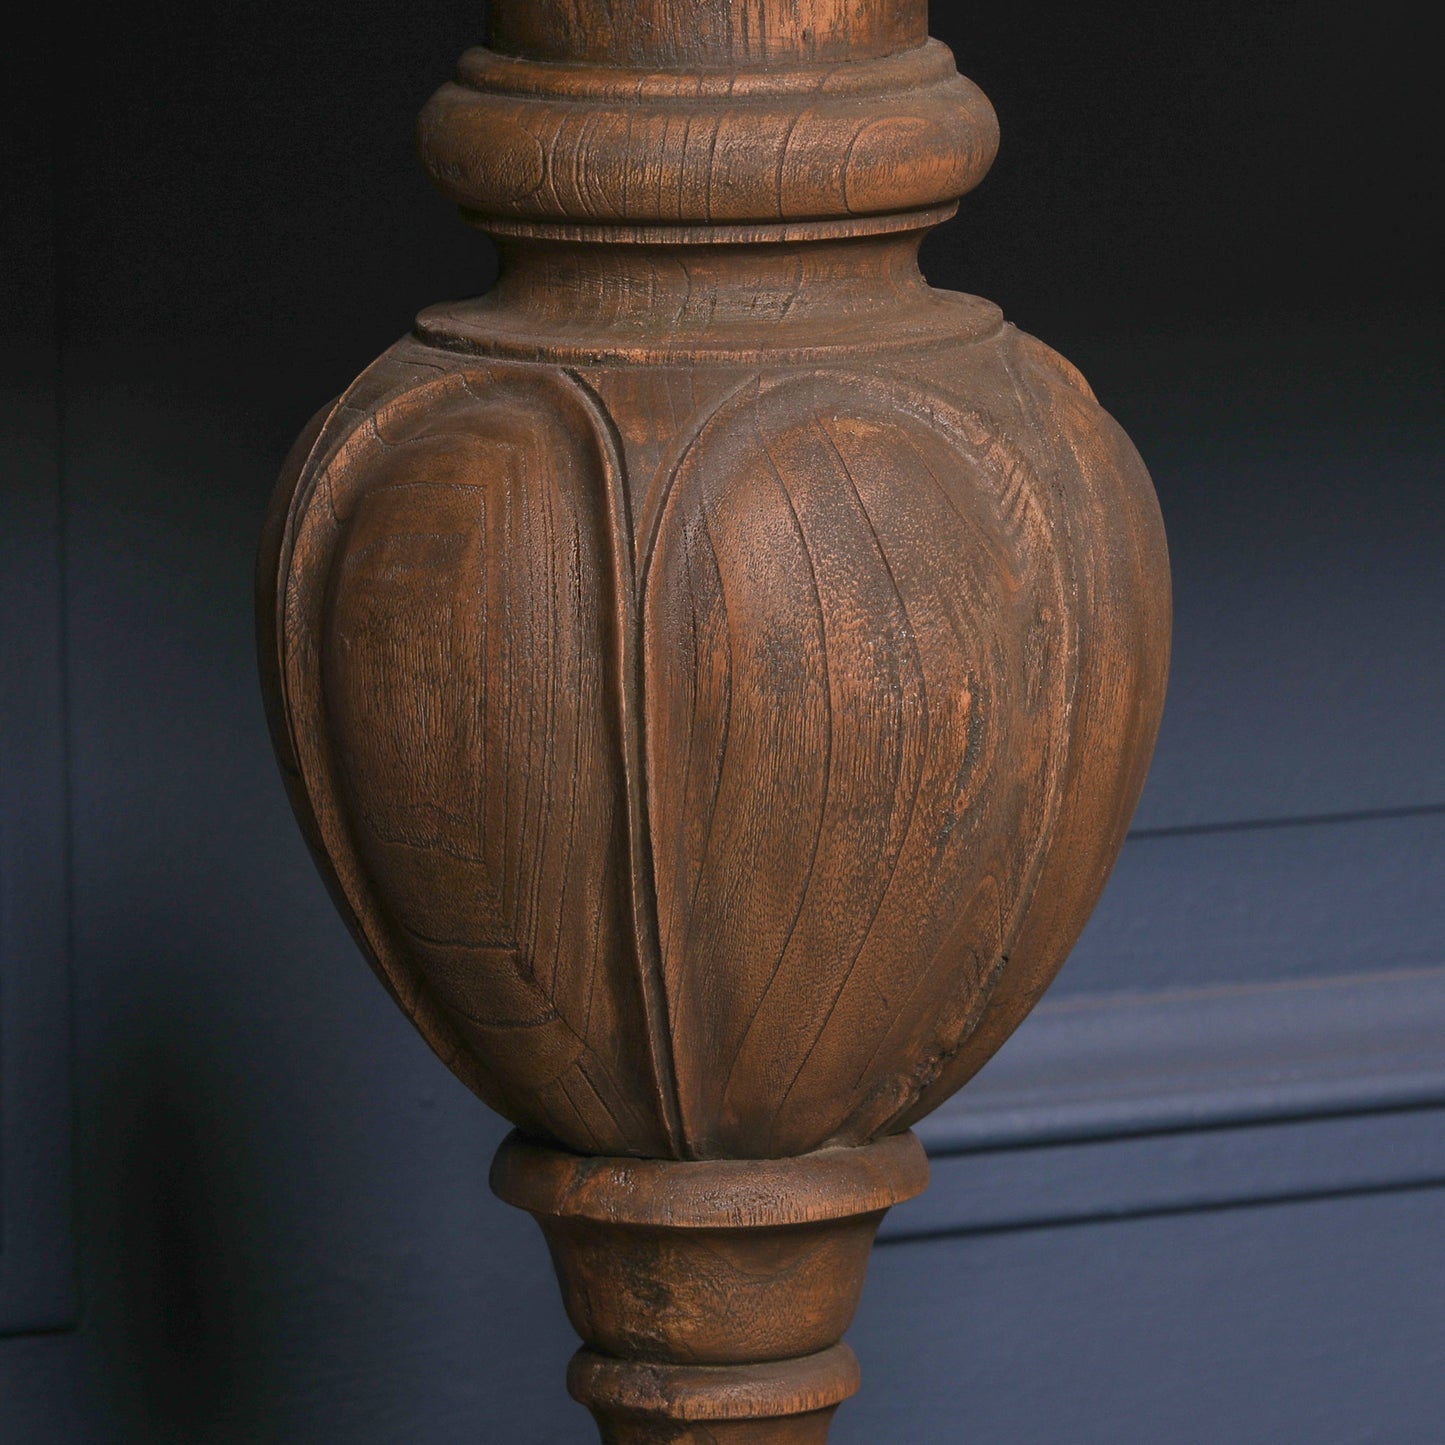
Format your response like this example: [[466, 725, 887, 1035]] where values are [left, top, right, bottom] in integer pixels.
[[494, 1132, 924, 1441], [262, 356, 679, 1158], [263, 329, 1167, 1164], [642, 369, 1072, 1157], [419, 40, 997, 231], [487, 0, 927, 68], [259, 1, 1170, 1435]]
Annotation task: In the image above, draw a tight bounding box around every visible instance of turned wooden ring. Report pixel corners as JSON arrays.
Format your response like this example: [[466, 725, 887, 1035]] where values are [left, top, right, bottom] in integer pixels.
[[419, 40, 999, 230], [491, 1129, 929, 1227], [568, 1344, 863, 1423]]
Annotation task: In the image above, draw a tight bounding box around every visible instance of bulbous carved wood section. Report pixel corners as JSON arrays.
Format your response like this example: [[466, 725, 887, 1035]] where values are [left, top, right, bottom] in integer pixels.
[[262, 355, 677, 1158], [263, 329, 1169, 1169], [643, 370, 1072, 1158]]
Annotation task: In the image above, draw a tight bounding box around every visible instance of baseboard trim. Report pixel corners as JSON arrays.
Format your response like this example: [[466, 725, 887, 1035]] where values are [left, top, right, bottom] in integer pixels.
[[881, 969, 1445, 1241]]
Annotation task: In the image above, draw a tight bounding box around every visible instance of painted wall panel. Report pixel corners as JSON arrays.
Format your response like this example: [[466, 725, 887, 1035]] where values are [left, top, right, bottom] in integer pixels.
[[1135, 422, 1445, 831], [848, 1186, 1445, 1445], [1062, 809, 1445, 996]]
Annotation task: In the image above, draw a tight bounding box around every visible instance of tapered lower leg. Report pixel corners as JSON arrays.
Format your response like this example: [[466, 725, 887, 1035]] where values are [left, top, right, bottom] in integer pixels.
[[491, 1132, 928, 1443]]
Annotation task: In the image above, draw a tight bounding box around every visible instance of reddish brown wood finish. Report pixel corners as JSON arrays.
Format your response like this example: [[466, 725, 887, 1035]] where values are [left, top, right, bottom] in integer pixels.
[[258, 1, 1171, 1437], [493, 1131, 927, 1440]]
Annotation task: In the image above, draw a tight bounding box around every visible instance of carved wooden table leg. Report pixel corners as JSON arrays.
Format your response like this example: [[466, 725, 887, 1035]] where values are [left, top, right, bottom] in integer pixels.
[[258, 1, 1171, 1438]]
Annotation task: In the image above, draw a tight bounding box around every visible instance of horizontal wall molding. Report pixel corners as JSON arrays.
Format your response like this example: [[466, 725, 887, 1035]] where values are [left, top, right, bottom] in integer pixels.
[[882, 968, 1445, 1241], [1129, 798, 1445, 843], [921, 967, 1445, 1150]]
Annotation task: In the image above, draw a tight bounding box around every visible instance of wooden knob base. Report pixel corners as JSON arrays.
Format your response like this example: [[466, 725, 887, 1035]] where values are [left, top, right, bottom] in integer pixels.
[[491, 1132, 929, 1441]]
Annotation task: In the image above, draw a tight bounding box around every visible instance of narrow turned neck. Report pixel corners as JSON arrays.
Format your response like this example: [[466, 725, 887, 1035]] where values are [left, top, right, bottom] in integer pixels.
[[486, 0, 929, 69], [484, 226, 938, 337], [414, 212, 1005, 364]]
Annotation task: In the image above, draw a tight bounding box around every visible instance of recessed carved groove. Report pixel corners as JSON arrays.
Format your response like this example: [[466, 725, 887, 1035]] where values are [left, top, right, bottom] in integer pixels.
[[564, 365, 691, 1159]]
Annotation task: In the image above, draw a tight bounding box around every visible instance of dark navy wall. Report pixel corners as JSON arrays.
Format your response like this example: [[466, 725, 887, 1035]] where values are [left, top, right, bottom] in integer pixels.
[[3, 2, 1443, 1441]]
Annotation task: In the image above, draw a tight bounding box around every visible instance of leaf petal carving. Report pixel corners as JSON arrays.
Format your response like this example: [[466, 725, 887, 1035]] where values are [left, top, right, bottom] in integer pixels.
[[642, 371, 1073, 1157], [269, 351, 675, 1157]]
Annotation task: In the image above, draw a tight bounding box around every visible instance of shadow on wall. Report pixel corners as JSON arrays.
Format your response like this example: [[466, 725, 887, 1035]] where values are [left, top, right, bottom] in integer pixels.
[[88, 1017, 284, 1443]]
